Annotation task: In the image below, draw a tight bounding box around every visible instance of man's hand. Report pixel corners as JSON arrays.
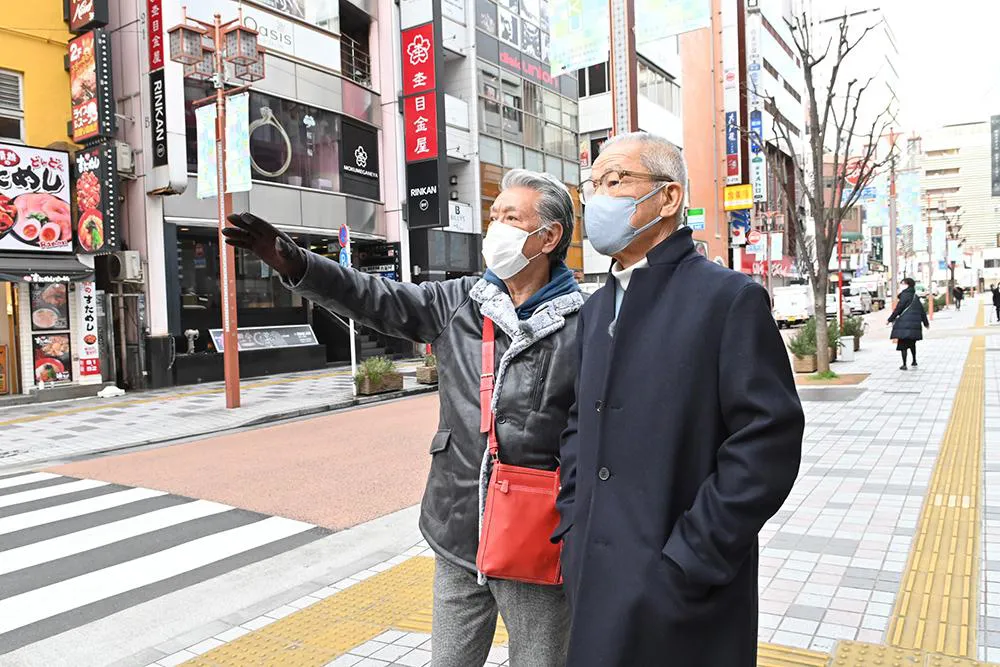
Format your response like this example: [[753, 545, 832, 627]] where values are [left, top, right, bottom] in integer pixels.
[[223, 212, 306, 283]]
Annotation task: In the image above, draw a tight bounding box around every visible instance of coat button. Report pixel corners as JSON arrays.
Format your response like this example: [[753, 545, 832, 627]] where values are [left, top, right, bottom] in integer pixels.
[[497, 415, 507, 424], [595, 400, 603, 413], [598, 467, 610, 481]]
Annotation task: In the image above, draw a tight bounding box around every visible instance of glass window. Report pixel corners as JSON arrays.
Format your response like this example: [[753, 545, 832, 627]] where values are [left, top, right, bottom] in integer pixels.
[[562, 99, 578, 130], [543, 89, 561, 122], [545, 154, 563, 181], [0, 69, 24, 143], [479, 61, 501, 97], [561, 128, 575, 159], [544, 122, 561, 155], [476, 0, 498, 34], [577, 72, 586, 98], [480, 96, 503, 137], [563, 160, 579, 185], [587, 62, 608, 95], [524, 114, 544, 147], [525, 148, 544, 171], [480, 136, 502, 165], [502, 105, 523, 141], [523, 80, 544, 116], [503, 142, 524, 169]]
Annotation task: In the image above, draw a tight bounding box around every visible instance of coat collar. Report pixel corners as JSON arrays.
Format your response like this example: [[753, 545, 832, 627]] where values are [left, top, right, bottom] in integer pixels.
[[646, 225, 697, 267], [469, 278, 584, 343]]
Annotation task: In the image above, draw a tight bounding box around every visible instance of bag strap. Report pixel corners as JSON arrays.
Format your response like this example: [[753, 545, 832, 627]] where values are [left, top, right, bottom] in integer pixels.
[[480, 317, 499, 461]]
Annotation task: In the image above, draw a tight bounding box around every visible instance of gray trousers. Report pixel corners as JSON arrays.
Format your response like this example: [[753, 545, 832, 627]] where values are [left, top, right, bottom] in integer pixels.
[[431, 556, 570, 667]]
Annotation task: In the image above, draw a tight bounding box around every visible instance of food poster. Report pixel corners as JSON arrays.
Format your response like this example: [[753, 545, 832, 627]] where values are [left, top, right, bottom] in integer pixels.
[[33, 334, 72, 384], [0, 144, 73, 253], [73, 143, 119, 254], [76, 281, 101, 379], [69, 29, 114, 143], [29, 283, 70, 331]]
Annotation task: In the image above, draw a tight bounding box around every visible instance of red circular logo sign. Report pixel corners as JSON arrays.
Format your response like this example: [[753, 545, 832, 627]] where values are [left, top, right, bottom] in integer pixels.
[[747, 231, 762, 245]]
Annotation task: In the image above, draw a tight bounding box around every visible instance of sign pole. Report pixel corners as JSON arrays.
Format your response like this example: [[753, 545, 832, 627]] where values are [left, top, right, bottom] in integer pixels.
[[888, 128, 899, 308], [340, 224, 357, 396], [213, 13, 240, 409], [608, 0, 638, 135]]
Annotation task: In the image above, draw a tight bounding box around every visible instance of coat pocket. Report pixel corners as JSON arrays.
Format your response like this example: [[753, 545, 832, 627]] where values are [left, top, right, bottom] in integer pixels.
[[530, 349, 552, 411], [429, 429, 451, 454]]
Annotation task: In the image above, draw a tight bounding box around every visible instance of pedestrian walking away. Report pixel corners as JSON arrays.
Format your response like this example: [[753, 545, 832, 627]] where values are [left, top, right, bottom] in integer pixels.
[[992, 284, 1000, 323], [224, 168, 584, 667], [553, 131, 804, 666], [888, 278, 929, 370], [952, 285, 964, 310]]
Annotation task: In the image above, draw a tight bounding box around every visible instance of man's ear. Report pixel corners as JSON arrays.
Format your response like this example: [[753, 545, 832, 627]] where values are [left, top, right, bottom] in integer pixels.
[[657, 182, 685, 220], [542, 223, 564, 255]]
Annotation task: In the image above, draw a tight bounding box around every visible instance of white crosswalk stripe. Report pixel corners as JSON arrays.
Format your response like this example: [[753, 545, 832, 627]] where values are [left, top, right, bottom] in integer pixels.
[[0, 472, 327, 655]]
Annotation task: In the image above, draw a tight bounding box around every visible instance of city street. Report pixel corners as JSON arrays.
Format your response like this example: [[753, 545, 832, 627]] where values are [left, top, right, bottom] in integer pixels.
[[0, 300, 997, 666]]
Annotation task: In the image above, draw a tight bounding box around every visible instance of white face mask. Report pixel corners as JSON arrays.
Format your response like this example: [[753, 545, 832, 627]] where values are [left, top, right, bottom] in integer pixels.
[[482, 221, 545, 280]]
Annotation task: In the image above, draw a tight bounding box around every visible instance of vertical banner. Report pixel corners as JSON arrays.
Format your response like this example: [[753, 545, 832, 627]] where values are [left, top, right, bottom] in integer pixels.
[[147, 0, 169, 168], [225, 93, 252, 193], [76, 281, 102, 382], [548, 0, 608, 75], [746, 8, 766, 203], [992, 115, 1000, 197], [195, 104, 218, 199], [770, 232, 783, 262], [73, 142, 120, 254], [69, 29, 116, 144], [722, 0, 741, 185]]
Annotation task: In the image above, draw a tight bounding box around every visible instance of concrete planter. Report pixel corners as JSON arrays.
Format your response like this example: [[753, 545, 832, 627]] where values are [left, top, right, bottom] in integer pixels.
[[357, 372, 404, 396], [415, 366, 438, 385]]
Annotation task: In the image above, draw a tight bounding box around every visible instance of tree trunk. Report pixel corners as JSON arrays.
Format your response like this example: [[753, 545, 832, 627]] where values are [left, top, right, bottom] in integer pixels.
[[813, 277, 831, 373]]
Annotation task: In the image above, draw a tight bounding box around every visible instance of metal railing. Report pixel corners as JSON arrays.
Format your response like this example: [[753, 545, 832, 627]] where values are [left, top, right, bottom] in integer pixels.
[[341, 34, 372, 88]]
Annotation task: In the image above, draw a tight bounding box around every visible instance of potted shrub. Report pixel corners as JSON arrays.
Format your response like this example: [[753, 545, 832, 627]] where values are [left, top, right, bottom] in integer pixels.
[[828, 320, 841, 362], [416, 353, 438, 385], [787, 319, 817, 374], [841, 315, 865, 352], [355, 356, 404, 395]]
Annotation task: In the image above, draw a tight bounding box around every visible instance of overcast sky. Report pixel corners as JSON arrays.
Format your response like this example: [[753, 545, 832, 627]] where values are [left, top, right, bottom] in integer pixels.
[[865, 0, 1000, 131]]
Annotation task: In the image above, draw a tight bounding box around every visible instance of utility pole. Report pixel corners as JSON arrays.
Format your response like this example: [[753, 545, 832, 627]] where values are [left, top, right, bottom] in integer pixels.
[[888, 128, 899, 308], [608, 0, 639, 135]]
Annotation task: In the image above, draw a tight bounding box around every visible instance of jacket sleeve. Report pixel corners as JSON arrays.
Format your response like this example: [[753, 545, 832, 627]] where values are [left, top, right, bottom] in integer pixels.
[[552, 306, 585, 543], [284, 250, 470, 344], [887, 293, 907, 322], [662, 282, 803, 588]]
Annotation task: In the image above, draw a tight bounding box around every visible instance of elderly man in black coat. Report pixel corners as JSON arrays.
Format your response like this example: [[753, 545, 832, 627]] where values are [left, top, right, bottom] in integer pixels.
[[554, 131, 804, 665]]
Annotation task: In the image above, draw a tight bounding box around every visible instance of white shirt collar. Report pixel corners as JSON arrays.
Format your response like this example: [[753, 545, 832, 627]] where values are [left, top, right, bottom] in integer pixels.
[[611, 257, 649, 292]]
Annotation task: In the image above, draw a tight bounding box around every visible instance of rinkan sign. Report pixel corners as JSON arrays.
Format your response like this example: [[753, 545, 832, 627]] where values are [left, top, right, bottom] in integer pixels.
[[149, 69, 168, 167], [410, 184, 437, 197]]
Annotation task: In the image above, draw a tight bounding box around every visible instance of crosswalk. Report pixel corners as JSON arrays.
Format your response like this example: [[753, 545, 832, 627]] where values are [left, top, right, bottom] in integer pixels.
[[0, 471, 329, 656]]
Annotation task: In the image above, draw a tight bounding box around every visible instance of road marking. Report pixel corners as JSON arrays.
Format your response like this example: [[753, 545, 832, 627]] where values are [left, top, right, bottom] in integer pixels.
[[0, 515, 314, 635], [0, 487, 165, 536], [0, 478, 107, 509], [888, 335, 985, 657], [0, 499, 233, 575], [0, 472, 58, 490]]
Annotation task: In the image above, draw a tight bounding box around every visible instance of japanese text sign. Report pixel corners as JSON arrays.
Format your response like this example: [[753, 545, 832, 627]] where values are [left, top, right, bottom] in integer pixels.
[[402, 23, 437, 96], [723, 184, 754, 211], [68, 0, 109, 34], [0, 143, 73, 254], [147, 0, 164, 71], [404, 93, 439, 162], [73, 142, 119, 254], [76, 281, 102, 380], [69, 29, 116, 144]]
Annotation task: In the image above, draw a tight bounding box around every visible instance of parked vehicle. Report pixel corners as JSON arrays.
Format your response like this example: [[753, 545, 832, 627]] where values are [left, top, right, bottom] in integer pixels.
[[772, 285, 814, 328]]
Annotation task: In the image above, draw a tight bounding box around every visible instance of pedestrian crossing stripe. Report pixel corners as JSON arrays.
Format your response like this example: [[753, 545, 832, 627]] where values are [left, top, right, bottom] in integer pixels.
[[0, 472, 329, 656]]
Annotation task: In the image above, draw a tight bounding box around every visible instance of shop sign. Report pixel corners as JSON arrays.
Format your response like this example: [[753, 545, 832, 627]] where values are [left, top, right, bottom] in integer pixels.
[[209, 324, 320, 352], [723, 185, 753, 211], [147, 0, 169, 168], [750, 153, 767, 203], [22, 273, 75, 283], [30, 283, 70, 331], [446, 201, 476, 234], [68, 0, 110, 34], [33, 333, 73, 384], [341, 120, 380, 200], [687, 207, 705, 231], [243, 0, 339, 33], [406, 161, 442, 229], [69, 29, 116, 144], [402, 23, 437, 96], [404, 93, 440, 161], [0, 143, 73, 254], [992, 115, 1000, 197], [76, 281, 102, 379], [73, 142, 120, 254], [498, 47, 558, 92]]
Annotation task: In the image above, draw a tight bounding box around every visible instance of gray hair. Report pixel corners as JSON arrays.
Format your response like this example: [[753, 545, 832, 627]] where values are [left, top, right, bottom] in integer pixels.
[[500, 168, 575, 262], [601, 131, 688, 214]]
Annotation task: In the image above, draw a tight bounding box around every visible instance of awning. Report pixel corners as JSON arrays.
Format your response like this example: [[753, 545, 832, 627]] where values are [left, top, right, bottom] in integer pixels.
[[0, 253, 95, 283]]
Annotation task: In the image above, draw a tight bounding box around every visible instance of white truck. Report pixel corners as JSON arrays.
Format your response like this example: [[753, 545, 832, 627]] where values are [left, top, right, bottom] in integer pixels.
[[772, 285, 814, 328]]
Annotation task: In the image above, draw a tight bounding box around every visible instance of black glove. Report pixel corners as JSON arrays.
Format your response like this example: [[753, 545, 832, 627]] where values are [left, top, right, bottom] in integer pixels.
[[223, 212, 306, 283]]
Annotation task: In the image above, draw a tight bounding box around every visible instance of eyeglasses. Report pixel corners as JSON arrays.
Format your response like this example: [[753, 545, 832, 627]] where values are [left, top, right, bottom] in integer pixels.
[[579, 169, 675, 204]]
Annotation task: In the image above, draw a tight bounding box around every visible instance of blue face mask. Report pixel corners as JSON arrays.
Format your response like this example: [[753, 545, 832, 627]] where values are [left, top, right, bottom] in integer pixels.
[[584, 183, 668, 256]]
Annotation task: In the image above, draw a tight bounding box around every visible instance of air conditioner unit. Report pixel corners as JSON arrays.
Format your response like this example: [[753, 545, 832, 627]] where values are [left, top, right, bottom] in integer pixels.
[[109, 251, 143, 282], [116, 141, 135, 175]]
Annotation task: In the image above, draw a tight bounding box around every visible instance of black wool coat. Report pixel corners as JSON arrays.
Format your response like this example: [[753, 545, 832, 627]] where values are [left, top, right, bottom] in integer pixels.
[[554, 228, 804, 666], [888, 288, 928, 341]]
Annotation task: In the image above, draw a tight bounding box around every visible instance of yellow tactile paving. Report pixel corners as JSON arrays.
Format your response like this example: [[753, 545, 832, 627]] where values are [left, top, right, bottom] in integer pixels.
[[831, 640, 1000, 666], [757, 642, 829, 666], [888, 336, 986, 657]]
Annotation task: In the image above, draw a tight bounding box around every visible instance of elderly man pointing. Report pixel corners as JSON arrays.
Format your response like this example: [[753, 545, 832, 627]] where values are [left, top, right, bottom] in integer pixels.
[[225, 169, 582, 666], [554, 132, 803, 665]]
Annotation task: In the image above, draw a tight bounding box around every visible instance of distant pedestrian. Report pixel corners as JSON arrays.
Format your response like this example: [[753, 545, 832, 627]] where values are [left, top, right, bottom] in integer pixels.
[[992, 284, 1000, 323], [952, 285, 964, 310], [225, 169, 584, 667], [888, 278, 929, 370]]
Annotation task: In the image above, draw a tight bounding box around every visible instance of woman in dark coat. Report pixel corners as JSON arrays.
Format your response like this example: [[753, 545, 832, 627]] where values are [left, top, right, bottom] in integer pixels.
[[888, 278, 929, 370]]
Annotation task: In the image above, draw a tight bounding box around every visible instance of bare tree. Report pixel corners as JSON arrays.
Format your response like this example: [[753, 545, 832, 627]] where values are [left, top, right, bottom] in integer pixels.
[[747, 11, 896, 373]]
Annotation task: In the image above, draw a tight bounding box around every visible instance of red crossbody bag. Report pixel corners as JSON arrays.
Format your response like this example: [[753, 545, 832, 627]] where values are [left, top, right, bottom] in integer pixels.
[[475, 317, 563, 586]]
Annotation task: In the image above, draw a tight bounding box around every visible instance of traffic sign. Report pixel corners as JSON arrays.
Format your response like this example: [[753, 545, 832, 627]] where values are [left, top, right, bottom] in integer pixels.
[[687, 207, 706, 231], [339, 224, 350, 248], [339, 248, 351, 268], [747, 230, 762, 245]]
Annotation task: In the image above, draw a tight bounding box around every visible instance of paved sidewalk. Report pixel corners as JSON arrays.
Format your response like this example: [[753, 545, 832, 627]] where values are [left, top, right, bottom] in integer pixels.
[[0, 360, 431, 472], [95, 302, 1000, 666]]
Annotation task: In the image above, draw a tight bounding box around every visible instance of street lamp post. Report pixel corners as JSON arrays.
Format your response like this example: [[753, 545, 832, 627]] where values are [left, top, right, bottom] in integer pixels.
[[168, 9, 265, 410]]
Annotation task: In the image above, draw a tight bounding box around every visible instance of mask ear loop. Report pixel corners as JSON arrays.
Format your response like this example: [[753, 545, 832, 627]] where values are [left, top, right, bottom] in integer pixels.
[[628, 182, 671, 239], [523, 222, 552, 263]]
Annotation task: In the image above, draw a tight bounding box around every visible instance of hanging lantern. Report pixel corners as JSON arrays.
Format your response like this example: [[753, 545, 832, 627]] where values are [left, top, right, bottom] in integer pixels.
[[235, 48, 266, 83], [223, 23, 259, 66], [167, 23, 205, 65], [195, 45, 217, 80]]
